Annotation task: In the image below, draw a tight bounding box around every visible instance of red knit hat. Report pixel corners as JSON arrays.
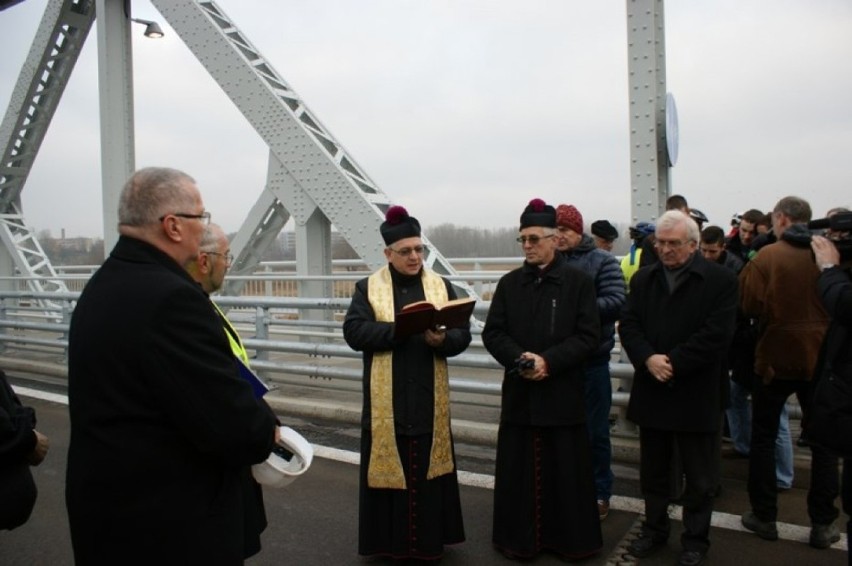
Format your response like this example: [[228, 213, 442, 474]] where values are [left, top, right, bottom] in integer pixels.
[[556, 204, 583, 234]]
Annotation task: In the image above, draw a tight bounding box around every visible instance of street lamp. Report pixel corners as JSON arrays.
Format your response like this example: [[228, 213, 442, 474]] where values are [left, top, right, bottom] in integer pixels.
[[130, 18, 164, 39]]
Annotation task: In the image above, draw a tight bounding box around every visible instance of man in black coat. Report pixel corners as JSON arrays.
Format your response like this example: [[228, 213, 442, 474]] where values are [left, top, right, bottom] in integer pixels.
[[186, 222, 268, 559], [66, 168, 278, 565], [483, 198, 602, 561], [0, 369, 49, 530], [619, 210, 737, 566], [808, 234, 851, 549]]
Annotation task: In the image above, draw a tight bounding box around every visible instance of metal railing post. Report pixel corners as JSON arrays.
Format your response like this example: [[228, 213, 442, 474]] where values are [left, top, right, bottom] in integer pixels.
[[0, 297, 6, 356]]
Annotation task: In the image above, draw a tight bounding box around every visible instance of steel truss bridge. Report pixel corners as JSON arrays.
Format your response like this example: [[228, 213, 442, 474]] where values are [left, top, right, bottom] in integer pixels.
[[0, 0, 674, 313]]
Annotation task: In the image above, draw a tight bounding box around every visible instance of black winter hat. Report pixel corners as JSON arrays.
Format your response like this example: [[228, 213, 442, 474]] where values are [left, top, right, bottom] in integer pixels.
[[380, 205, 421, 245], [591, 220, 619, 241], [520, 198, 557, 229]]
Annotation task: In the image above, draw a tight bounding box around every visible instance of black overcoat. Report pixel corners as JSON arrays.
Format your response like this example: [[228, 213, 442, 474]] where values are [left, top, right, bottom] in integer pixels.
[[0, 369, 38, 530], [482, 254, 600, 426], [66, 236, 277, 565], [619, 254, 737, 432]]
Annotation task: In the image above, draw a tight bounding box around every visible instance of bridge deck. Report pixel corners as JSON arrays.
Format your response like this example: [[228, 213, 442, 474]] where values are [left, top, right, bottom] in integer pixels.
[[0, 395, 847, 566]]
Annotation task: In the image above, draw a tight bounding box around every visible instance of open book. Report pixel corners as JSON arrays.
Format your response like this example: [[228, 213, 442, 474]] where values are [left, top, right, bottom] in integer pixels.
[[393, 297, 476, 340]]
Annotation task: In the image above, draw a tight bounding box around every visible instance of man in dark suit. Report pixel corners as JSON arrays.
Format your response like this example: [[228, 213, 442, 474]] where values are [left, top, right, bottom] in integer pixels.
[[619, 210, 738, 566], [66, 167, 278, 565]]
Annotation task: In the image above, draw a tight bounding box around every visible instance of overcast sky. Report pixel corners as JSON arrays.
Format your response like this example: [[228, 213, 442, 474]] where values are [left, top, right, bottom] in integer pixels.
[[1, 0, 851, 240]]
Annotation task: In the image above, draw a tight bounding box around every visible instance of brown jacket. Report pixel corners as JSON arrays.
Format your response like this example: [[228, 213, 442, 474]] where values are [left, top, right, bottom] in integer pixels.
[[739, 236, 829, 382]]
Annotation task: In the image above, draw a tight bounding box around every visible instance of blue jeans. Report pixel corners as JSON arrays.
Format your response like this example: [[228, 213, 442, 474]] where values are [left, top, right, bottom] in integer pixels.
[[726, 379, 794, 488], [727, 379, 752, 455], [584, 359, 613, 502]]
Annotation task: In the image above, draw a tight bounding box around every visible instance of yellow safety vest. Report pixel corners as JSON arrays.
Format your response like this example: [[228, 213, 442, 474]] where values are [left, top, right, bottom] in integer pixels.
[[213, 302, 249, 364]]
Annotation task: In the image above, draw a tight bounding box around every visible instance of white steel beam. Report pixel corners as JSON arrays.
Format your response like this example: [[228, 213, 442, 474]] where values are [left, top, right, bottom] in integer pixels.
[[0, 0, 94, 301], [222, 151, 292, 297], [96, 0, 136, 252], [149, 0, 478, 299], [295, 208, 335, 335], [626, 0, 671, 222]]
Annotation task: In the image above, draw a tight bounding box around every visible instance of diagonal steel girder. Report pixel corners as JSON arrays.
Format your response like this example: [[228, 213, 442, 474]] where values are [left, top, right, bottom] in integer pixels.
[[0, 0, 95, 298], [150, 0, 478, 300]]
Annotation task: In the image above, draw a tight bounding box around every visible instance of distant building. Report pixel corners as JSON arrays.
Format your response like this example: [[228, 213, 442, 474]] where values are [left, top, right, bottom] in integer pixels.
[[57, 236, 96, 253]]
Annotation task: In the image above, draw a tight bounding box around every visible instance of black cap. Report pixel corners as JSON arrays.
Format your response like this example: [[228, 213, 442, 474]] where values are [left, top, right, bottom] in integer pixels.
[[380, 205, 421, 246], [520, 198, 557, 229], [591, 220, 618, 241]]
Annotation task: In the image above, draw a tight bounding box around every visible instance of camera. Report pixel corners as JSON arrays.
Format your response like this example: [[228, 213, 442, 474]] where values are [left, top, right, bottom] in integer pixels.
[[809, 211, 852, 234], [509, 357, 535, 375], [808, 212, 852, 262]]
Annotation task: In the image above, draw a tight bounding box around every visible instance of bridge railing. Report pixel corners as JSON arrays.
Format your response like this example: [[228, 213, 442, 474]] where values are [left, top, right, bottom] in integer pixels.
[[0, 268, 806, 422], [0, 289, 644, 414], [24, 257, 525, 297]]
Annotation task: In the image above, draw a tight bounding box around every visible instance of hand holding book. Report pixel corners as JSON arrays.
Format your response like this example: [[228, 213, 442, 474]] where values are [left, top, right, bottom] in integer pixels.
[[393, 297, 475, 340]]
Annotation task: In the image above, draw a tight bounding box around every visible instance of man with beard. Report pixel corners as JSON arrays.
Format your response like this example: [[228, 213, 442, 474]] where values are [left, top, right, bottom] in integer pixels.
[[186, 223, 268, 559]]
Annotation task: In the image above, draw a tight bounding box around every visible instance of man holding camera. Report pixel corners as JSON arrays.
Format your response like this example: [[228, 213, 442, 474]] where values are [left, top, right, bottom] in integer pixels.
[[738, 196, 840, 549], [809, 233, 852, 553], [483, 198, 601, 561]]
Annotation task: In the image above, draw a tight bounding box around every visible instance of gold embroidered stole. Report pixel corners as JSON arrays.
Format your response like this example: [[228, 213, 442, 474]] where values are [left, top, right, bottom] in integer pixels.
[[366, 265, 454, 489]]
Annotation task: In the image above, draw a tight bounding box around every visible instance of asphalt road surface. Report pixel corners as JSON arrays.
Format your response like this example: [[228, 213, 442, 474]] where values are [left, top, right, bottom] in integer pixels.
[[0, 393, 847, 566]]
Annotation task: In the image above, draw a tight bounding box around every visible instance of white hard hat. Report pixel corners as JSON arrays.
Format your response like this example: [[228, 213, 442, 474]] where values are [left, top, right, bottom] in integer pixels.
[[251, 426, 314, 488]]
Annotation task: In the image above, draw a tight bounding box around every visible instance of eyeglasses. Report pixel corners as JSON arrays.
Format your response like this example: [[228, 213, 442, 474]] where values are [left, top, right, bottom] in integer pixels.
[[516, 234, 554, 245], [206, 251, 234, 264], [159, 211, 211, 225], [654, 239, 688, 250], [389, 245, 427, 257]]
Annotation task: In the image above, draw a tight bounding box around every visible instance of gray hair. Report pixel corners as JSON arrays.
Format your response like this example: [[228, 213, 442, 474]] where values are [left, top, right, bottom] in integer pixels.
[[199, 223, 225, 253], [773, 196, 812, 224], [118, 167, 197, 226], [656, 210, 699, 242]]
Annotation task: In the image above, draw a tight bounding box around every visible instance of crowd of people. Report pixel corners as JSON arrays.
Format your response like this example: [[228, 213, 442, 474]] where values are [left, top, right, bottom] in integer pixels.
[[345, 192, 852, 566], [1, 167, 850, 566]]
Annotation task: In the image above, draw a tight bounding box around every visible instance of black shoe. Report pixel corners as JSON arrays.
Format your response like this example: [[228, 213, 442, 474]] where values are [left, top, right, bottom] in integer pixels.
[[677, 549, 706, 566], [626, 534, 666, 558], [741, 511, 778, 541], [809, 522, 841, 549]]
